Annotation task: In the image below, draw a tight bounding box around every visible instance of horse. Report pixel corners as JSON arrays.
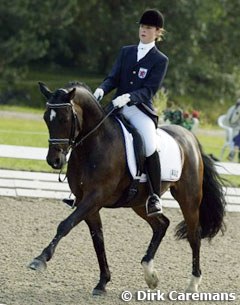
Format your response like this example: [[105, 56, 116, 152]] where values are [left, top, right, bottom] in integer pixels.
[[29, 81, 226, 296]]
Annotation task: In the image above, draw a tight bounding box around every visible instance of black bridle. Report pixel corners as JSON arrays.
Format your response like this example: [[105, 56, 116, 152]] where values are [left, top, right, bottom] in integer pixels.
[[46, 102, 78, 147], [46, 101, 116, 149]]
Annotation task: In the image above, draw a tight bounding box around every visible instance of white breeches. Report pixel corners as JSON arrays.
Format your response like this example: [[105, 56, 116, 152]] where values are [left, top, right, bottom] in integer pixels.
[[121, 105, 157, 157]]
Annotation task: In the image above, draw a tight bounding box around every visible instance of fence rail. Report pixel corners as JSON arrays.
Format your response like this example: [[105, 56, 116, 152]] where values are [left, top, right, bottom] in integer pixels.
[[0, 145, 239, 212]]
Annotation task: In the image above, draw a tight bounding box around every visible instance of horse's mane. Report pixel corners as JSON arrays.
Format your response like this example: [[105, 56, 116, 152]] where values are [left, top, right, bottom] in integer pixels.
[[64, 81, 92, 93], [63, 81, 105, 115], [48, 81, 93, 105]]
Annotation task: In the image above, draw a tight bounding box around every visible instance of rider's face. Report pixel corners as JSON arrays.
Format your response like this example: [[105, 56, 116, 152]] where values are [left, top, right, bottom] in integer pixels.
[[139, 24, 160, 44]]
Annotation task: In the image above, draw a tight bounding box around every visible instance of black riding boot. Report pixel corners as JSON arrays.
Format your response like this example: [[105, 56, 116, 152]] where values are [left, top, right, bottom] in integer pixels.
[[145, 151, 163, 216]]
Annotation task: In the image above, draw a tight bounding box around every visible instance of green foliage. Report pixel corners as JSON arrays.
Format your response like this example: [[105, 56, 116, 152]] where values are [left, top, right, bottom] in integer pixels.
[[0, 0, 240, 104], [0, 0, 78, 83], [0, 67, 103, 108], [153, 88, 168, 114]]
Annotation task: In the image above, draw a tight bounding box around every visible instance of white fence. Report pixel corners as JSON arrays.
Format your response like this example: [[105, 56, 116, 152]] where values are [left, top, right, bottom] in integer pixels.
[[0, 145, 240, 212]]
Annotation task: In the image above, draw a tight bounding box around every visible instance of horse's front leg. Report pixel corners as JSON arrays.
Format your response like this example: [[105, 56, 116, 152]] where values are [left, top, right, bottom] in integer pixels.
[[85, 212, 111, 295], [28, 196, 97, 271]]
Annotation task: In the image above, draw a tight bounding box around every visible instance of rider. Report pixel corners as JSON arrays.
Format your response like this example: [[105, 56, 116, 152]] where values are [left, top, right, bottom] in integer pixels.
[[93, 9, 169, 216]]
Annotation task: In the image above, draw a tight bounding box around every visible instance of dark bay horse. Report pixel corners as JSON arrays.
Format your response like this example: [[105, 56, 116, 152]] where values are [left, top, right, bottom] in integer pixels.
[[29, 82, 226, 295]]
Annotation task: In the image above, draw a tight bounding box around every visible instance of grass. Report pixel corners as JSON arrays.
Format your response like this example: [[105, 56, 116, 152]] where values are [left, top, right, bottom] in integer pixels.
[[0, 111, 53, 172], [0, 104, 44, 113], [0, 117, 47, 147]]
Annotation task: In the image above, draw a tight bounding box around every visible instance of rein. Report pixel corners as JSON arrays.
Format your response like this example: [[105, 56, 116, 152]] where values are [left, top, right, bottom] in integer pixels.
[[73, 105, 116, 148]]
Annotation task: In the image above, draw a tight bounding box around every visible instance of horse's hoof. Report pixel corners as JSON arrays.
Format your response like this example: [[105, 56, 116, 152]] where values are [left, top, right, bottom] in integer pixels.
[[144, 270, 159, 289], [142, 260, 159, 289], [92, 288, 106, 296], [185, 275, 201, 293], [28, 258, 47, 271]]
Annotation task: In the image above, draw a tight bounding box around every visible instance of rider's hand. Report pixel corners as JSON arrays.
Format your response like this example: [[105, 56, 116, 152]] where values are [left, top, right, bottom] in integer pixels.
[[112, 94, 131, 108], [93, 88, 104, 101]]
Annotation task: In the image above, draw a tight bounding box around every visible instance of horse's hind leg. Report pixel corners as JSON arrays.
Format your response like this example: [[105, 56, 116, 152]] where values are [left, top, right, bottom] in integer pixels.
[[132, 206, 170, 289], [85, 212, 111, 296], [184, 208, 202, 292], [173, 187, 202, 292]]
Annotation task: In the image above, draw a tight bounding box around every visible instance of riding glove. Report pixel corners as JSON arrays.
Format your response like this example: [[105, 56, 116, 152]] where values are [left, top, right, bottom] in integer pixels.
[[112, 93, 131, 108], [93, 88, 104, 101]]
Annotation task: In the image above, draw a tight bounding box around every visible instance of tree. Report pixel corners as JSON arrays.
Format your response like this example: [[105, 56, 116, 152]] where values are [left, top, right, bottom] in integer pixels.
[[1, 0, 239, 103], [0, 0, 78, 83]]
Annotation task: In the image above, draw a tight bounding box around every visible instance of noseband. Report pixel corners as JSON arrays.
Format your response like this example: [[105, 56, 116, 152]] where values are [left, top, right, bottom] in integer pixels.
[[46, 102, 78, 147]]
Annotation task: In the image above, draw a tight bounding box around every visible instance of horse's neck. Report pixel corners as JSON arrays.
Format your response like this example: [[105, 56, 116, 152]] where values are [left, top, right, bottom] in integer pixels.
[[84, 104, 104, 133], [74, 90, 106, 135], [76, 94, 116, 142]]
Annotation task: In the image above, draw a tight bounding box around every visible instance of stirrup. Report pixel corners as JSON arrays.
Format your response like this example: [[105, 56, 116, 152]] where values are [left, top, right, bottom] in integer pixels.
[[146, 194, 163, 217], [62, 198, 75, 209]]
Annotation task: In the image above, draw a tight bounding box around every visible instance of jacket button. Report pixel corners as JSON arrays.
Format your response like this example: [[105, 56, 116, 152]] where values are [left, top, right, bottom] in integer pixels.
[[133, 71, 136, 74], [130, 81, 133, 84]]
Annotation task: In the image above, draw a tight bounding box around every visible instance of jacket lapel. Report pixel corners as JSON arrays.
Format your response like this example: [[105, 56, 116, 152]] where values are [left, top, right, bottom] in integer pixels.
[[133, 46, 157, 68]]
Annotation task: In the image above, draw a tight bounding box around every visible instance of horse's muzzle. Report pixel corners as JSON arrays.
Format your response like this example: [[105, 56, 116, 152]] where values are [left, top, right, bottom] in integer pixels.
[[46, 147, 67, 169]]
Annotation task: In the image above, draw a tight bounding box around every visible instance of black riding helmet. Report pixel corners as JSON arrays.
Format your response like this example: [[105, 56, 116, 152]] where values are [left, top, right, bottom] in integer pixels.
[[139, 9, 164, 28]]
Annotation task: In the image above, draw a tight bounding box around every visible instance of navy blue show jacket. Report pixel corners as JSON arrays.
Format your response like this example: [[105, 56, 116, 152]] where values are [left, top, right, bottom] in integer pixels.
[[99, 45, 169, 127]]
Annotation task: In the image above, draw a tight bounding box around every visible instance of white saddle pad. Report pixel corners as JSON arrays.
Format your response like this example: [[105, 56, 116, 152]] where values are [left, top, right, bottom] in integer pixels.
[[117, 120, 182, 182]]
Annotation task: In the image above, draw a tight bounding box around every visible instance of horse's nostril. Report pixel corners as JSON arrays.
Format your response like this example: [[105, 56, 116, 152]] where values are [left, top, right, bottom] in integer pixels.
[[52, 158, 61, 169]]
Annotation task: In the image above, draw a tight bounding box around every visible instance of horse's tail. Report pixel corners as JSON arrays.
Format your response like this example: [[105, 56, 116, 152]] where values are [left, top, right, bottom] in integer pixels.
[[176, 144, 227, 240], [198, 149, 227, 239]]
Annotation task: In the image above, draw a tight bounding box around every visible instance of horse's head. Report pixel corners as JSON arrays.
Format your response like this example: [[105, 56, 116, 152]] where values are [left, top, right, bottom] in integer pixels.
[[39, 82, 80, 169]]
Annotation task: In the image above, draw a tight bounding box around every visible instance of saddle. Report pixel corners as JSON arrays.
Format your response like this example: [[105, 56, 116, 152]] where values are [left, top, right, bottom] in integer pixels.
[[114, 115, 183, 207], [115, 114, 145, 204], [116, 114, 145, 176]]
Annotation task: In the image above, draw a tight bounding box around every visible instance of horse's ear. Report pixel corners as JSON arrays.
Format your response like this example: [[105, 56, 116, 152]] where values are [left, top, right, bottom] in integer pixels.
[[66, 88, 76, 102], [38, 82, 52, 100]]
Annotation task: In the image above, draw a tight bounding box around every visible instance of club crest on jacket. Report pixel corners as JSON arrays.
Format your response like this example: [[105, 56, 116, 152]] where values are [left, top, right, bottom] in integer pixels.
[[138, 68, 148, 79]]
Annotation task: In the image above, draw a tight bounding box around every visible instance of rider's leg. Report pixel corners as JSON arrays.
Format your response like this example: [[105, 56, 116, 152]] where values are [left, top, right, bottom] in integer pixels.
[[121, 105, 162, 216], [145, 150, 163, 216]]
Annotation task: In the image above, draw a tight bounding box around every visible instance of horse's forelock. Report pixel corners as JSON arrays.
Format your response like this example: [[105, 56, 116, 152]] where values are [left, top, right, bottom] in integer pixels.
[[49, 88, 70, 104], [64, 81, 94, 105]]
